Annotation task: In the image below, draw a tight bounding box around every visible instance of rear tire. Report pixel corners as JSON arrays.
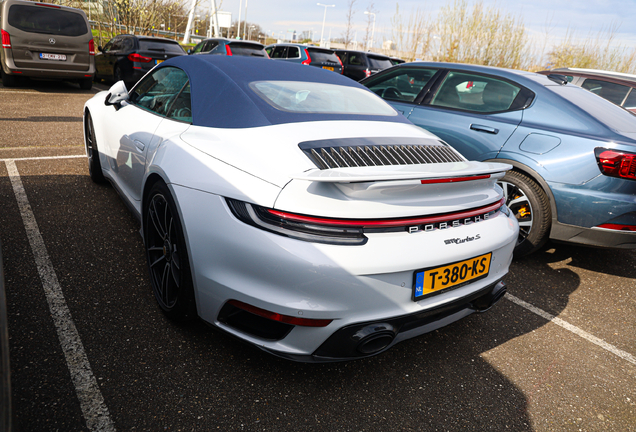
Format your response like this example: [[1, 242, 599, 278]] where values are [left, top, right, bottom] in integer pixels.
[[84, 111, 106, 183], [79, 78, 92, 90], [499, 170, 551, 257], [144, 182, 197, 321], [113, 64, 122, 84], [1, 70, 16, 87]]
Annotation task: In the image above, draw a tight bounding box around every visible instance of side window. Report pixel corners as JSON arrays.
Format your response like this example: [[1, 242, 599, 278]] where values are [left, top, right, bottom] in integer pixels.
[[349, 54, 364, 66], [622, 88, 636, 109], [271, 46, 287, 59], [287, 46, 300, 58], [203, 40, 219, 52], [581, 79, 631, 106], [431, 71, 521, 113], [167, 82, 192, 123], [129, 67, 190, 118], [191, 41, 205, 54], [109, 38, 123, 52], [265, 46, 273, 57], [335, 52, 346, 64], [365, 67, 438, 103], [121, 37, 134, 52]]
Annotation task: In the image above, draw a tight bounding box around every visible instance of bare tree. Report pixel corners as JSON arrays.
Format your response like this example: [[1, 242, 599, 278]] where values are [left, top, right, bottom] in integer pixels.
[[362, 1, 377, 51], [342, 0, 357, 49], [390, 3, 433, 61]]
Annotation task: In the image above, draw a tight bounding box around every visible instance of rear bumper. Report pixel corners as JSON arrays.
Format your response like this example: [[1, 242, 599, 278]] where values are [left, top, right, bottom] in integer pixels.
[[263, 280, 507, 362], [2, 54, 94, 79]]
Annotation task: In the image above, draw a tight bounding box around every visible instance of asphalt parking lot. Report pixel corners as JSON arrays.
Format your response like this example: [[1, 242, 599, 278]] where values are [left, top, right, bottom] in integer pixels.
[[0, 79, 634, 432]]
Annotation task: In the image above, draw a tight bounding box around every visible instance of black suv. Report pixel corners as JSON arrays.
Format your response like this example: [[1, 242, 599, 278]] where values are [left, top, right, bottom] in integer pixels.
[[95, 35, 186, 88], [334, 50, 393, 81]]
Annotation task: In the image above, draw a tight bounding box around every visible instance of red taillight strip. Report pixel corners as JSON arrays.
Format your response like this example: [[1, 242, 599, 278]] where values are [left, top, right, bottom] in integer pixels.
[[302, 49, 311, 65], [1, 29, 11, 49], [226, 45, 233, 56], [268, 197, 505, 228], [36, 2, 60, 7], [228, 300, 333, 327], [596, 223, 636, 232], [420, 174, 491, 184], [127, 53, 152, 63]]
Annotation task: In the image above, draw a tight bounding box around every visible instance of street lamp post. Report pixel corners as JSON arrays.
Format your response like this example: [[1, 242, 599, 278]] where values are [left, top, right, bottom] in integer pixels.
[[317, 3, 334, 48], [364, 10, 376, 51]]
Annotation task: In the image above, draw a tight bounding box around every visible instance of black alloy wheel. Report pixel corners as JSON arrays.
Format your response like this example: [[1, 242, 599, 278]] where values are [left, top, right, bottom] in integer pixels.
[[499, 170, 551, 257], [84, 111, 105, 183], [144, 182, 196, 321]]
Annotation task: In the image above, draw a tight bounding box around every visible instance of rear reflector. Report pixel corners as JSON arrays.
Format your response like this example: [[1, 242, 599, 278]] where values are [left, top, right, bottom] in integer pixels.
[[1, 30, 11, 49], [596, 223, 636, 232], [228, 300, 333, 327], [595, 148, 636, 180]]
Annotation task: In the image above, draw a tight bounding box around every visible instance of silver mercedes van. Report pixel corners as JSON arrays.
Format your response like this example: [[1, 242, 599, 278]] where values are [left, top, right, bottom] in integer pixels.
[[0, 0, 95, 89]]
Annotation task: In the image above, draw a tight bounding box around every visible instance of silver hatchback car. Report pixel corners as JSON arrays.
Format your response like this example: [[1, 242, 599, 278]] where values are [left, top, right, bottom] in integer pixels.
[[0, 0, 95, 89]]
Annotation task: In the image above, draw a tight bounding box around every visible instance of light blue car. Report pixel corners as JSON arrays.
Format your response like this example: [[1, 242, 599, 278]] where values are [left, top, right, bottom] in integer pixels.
[[362, 62, 636, 255]]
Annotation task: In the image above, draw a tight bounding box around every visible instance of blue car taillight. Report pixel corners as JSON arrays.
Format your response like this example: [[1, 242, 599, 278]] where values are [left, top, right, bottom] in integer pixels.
[[595, 148, 636, 180]]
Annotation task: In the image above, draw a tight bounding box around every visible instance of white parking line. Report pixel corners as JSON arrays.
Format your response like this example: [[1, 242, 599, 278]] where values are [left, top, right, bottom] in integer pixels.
[[0, 154, 84, 162], [4, 159, 116, 431], [505, 293, 636, 366]]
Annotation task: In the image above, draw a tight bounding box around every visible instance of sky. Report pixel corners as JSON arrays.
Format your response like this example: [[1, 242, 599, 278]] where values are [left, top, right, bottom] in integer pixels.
[[203, 0, 636, 49]]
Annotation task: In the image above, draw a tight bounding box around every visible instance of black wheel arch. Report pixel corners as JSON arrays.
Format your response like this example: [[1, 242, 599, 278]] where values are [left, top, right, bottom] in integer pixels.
[[485, 158, 559, 228]]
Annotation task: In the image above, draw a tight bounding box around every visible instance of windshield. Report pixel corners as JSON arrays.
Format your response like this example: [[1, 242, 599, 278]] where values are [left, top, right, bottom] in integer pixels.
[[250, 81, 397, 116]]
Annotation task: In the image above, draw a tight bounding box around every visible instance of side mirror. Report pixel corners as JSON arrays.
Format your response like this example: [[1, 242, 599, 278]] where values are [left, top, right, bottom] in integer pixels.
[[98, 46, 103, 52], [187, 48, 192, 54], [104, 80, 129, 106]]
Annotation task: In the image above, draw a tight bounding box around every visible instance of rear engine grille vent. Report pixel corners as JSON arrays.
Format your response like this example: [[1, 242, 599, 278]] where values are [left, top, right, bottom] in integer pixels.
[[301, 142, 464, 169]]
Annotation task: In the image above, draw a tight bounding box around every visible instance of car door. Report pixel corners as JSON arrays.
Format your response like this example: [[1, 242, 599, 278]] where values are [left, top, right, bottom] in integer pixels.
[[95, 38, 115, 78], [407, 70, 526, 161], [102, 66, 191, 204]]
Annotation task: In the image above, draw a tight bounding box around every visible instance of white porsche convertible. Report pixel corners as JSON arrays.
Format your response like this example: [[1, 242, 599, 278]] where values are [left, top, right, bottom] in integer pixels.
[[83, 55, 518, 362]]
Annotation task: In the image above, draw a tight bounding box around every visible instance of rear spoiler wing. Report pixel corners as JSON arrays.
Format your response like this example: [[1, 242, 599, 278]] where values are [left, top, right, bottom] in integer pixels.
[[291, 161, 512, 183]]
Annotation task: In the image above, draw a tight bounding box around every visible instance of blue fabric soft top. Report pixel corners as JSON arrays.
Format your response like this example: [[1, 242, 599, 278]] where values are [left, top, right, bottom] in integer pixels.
[[157, 55, 409, 129]]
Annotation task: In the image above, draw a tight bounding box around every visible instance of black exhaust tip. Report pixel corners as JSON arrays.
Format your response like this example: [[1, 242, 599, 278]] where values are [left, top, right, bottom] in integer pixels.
[[354, 323, 396, 355], [471, 281, 507, 312]]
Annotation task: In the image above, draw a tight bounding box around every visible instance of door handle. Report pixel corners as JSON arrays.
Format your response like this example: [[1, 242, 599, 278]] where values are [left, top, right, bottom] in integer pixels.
[[470, 124, 499, 134], [134, 139, 145, 151]]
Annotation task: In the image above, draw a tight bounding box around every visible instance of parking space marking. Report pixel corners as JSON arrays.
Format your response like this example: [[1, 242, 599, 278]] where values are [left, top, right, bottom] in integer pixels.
[[0, 154, 84, 162], [4, 159, 116, 431], [506, 293, 636, 366]]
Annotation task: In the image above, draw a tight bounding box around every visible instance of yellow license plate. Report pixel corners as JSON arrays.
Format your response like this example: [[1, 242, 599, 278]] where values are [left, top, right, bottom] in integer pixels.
[[322, 66, 334, 71], [413, 253, 492, 300], [156, 59, 164, 64]]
